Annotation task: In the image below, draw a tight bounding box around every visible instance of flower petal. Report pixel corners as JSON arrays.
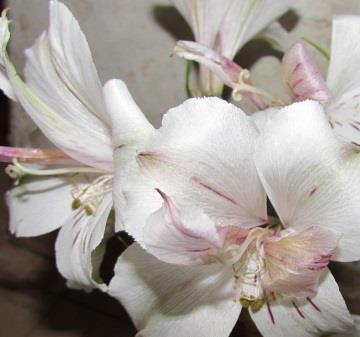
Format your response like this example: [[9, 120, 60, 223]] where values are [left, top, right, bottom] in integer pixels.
[[254, 100, 360, 262], [220, 0, 291, 58], [144, 189, 223, 265], [326, 16, 360, 147], [282, 43, 331, 102], [173, 40, 242, 88], [108, 243, 241, 337], [6, 176, 74, 237], [102, 79, 154, 155], [250, 271, 353, 337], [55, 192, 113, 291], [137, 97, 267, 228], [0, 9, 112, 170], [263, 226, 341, 297]]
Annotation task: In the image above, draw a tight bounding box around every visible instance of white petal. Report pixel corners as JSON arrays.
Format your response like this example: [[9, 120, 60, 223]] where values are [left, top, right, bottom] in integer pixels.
[[250, 271, 353, 337], [108, 243, 241, 337], [6, 176, 74, 237], [220, 0, 291, 58], [102, 79, 154, 155], [254, 100, 360, 262], [46, 1, 108, 123], [326, 16, 360, 147], [170, 0, 231, 47], [259, 22, 290, 53], [138, 97, 267, 228], [55, 192, 113, 292], [327, 15, 360, 100], [144, 190, 223, 265], [0, 12, 113, 170]]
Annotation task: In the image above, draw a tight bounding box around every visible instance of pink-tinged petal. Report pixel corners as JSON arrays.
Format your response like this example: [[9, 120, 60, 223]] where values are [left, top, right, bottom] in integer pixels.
[[108, 243, 241, 337], [144, 189, 223, 265], [55, 192, 113, 292], [254, 100, 360, 262], [0, 146, 78, 165], [282, 43, 331, 103], [263, 227, 341, 297], [6, 176, 75, 237], [174, 40, 242, 88], [250, 271, 353, 337], [137, 97, 268, 228]]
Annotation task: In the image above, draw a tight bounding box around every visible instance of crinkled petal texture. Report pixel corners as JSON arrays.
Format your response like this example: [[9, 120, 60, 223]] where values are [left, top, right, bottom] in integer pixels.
[[108, 244, 241, 337], [326, 16, 360, 147], [0, 4, 112, 170], [219, 0, 291, 59], [144, 190, 223, 265], [250, 271, 353, 337], [6, 176, 75, 237], [263, 227, 341, 297], [254, 100, 360, 262], [282, 43, 330, 102], [55, 192, 113, 291], [136, 97, 267, 229]]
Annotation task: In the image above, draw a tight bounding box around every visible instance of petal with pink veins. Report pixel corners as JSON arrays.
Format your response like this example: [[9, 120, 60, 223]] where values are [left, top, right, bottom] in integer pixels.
[[144, 189, 224, 265], [250, 271, 353, 337], [263, 226, 341, 297], [282, 43, 331, 103], [254, 100, 360, 262]]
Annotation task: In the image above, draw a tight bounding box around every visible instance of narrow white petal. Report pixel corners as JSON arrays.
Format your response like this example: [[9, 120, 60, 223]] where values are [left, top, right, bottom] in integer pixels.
[[138, 97, 267, 228], [327, 15, 360, 100], [46, 0, 108, 123], [108, 244, 241, 337], [250, 271, 353, 337], [55, 192, 113, 292], [6, 177, 74, 237], [255, 100, 360, 262], [220, 0, 291, 58], [326, 16, 360, 147]]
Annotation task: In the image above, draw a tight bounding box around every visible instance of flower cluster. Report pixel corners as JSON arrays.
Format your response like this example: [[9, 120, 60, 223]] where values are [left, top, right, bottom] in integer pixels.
[[1, 1, 360, 336]]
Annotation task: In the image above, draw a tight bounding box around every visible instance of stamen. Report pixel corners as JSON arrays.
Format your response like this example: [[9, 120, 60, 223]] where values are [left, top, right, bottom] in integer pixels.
[[5, 159, 106, 183], [232, 69, 285, 106]]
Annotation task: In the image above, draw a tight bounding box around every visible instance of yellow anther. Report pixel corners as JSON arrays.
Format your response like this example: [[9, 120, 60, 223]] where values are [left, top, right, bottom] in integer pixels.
[[250, 299, 264, 313], [240, 298, 251, 308], [72, 198, 81, 210], [84, 205, 94, 216]]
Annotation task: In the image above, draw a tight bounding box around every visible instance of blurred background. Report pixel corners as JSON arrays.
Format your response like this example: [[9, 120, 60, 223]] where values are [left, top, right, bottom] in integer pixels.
[[1, 1, 360, 336]]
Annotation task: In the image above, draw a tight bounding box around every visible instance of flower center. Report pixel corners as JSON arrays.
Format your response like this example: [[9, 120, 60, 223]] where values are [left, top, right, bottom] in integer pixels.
[[71, 174, 113, 215], [219, 226, 277, 312]]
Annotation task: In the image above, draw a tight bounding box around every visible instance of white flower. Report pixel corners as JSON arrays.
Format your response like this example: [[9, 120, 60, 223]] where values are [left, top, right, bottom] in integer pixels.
[[108, 98, 360, 337], [171, 0, 291, 96], [0, 1, 153, 291]]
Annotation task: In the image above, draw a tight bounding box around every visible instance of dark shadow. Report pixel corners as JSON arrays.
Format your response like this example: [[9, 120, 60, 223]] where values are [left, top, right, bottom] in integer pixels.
[[279, 9, 300, 32], [153, 5, 193, 42]]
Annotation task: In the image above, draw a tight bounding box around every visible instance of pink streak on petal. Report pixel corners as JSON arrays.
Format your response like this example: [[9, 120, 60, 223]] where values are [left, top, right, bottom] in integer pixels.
[[267, 302, 275, 325], [292, 301, 305, 319], [282, 43, 331, 103], [191, 176, 238, 206], [0, 146, 79, 165], [307, 297, 321, 312]]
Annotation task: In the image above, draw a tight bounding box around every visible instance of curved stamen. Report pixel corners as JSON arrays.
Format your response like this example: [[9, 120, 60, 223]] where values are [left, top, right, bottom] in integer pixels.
[[6, 159, 106, 181]]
